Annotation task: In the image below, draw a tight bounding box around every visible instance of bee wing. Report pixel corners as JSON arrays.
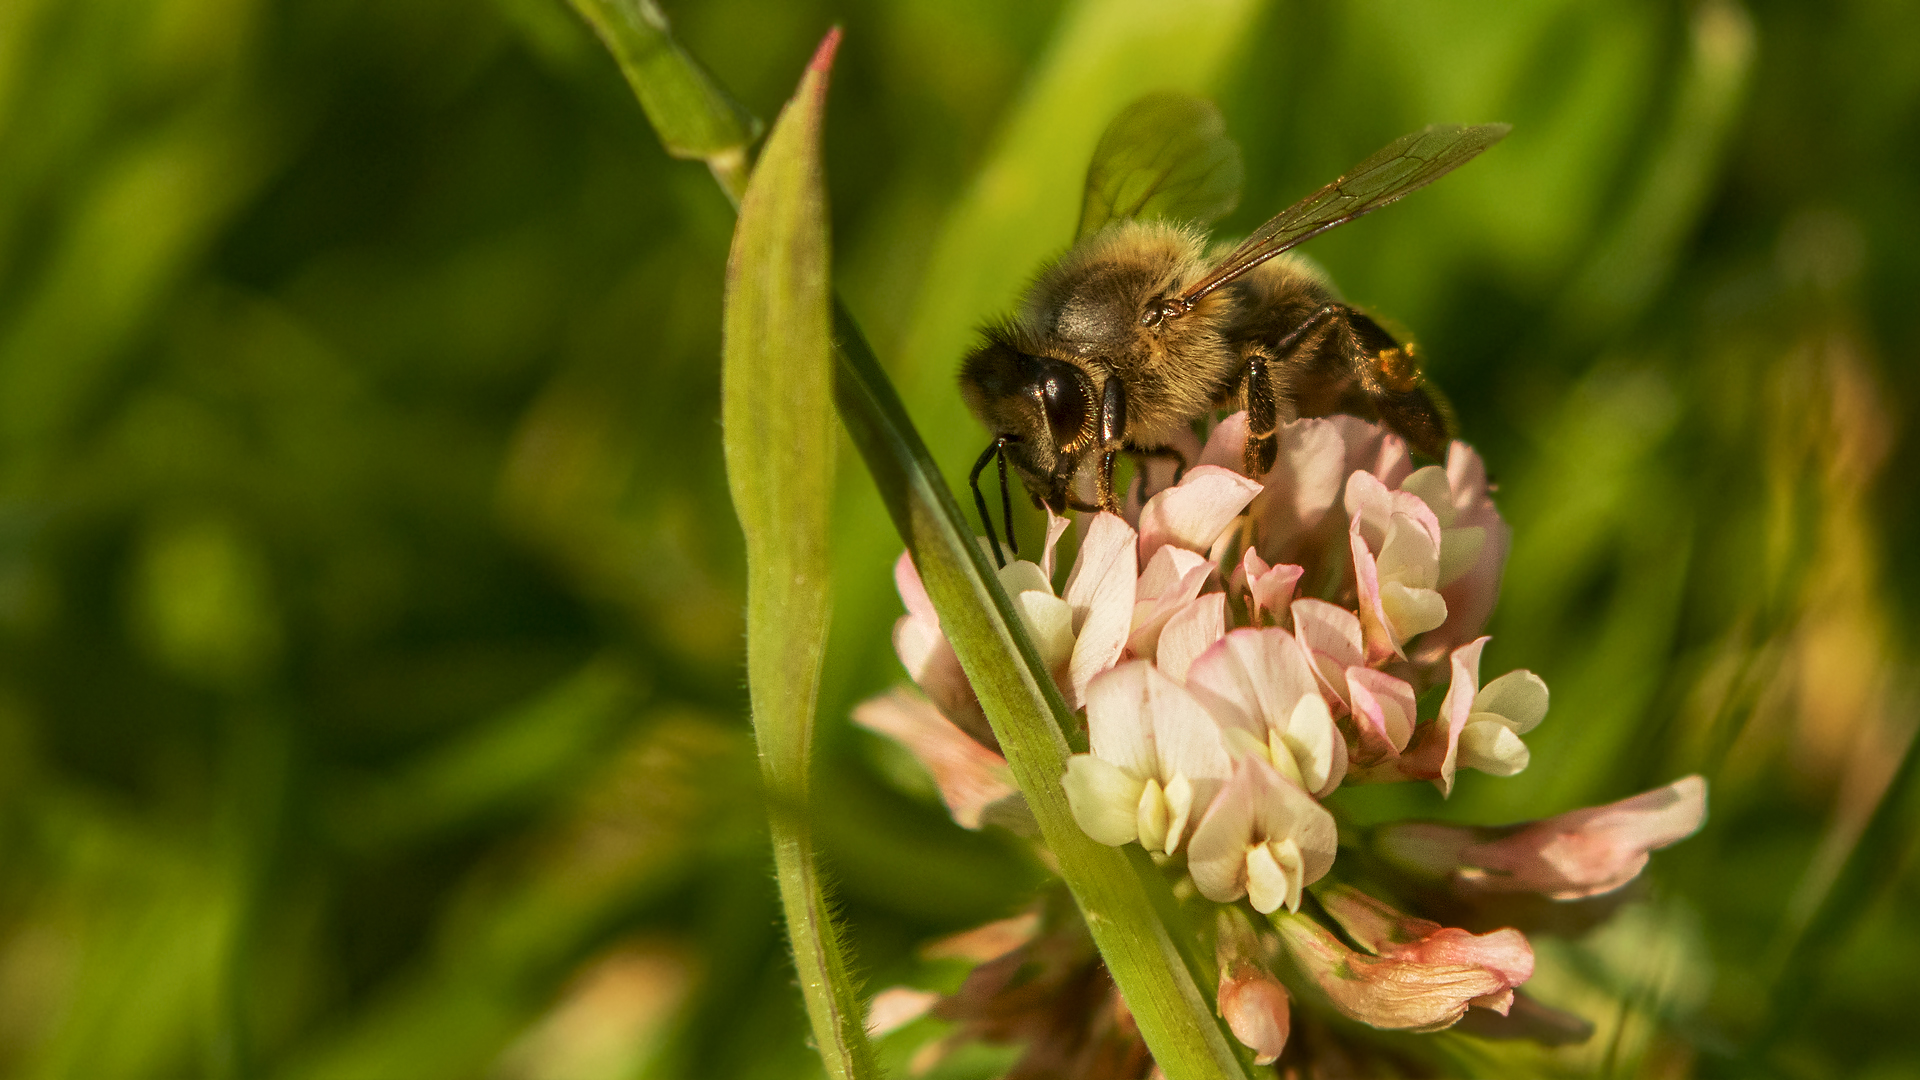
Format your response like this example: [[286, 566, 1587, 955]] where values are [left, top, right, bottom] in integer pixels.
[[1177, 123, 1510, 306], [1077, 92, 1244, 239]]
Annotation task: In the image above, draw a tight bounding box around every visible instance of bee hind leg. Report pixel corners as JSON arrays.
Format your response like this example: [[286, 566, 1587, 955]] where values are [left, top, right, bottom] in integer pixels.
[[1241, 348, 1283, 478], [1343, 311, 1451, 460]]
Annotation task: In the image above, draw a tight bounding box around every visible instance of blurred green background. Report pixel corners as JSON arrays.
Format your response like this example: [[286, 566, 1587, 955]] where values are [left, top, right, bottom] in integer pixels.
[[0, 0, 1915, 1077]]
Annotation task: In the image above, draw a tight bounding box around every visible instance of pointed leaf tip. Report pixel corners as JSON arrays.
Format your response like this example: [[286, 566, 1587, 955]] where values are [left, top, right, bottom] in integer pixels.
[[809, 27, 842, 79]]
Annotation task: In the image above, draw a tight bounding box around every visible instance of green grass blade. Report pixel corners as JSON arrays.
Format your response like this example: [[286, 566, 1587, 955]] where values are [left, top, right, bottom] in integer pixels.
[[720, 31, 876, 1080], [563, 0, 759, 198], [833, 312, 1252, 1080], [569, 8, 1252, 1075]]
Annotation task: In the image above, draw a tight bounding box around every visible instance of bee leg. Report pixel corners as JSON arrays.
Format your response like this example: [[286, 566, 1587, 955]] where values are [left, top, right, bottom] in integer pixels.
[[1242, 349, 1281, 478], [969, 437, 1009, 567], [1095, 376, 1128, 514], [1243, 304, 1341, 477], [1127, 444, 1189, 502], [1340, 311, 1451, 460]]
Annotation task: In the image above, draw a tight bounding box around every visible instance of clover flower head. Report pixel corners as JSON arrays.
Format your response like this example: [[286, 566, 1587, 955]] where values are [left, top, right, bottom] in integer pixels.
[[860, 413, 1709, 1071]]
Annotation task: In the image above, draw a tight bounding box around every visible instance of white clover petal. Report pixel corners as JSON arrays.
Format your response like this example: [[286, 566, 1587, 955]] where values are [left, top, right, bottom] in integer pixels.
[[1037, 508, 1072, 581], [1189, 757, 1338, 907], [1399, 465, 1455, 526], [1082, 662, 1233, 853], [1010, 589, 1075, 672], [1064, 512, 1138, 708], [1378, 513, 1441, 589], [997, 559, 1053, 598], [1064, 753, 1145, 846], [1128, 546, 1211, 660], [1379, 581, 1448, 640], [1458, 720, 1530, 776], [1156, 593, 1229, 683], [1281, 693, 1339, 796], [1136, 776, 1170, 852], [1344, 471, 1398, 550], [1164, 771, 1197, 854], [1266, 729, 1306, 790], [1085, 663, 1157, 777], [1146, 668, 1234, 819], [1473, 669, 1549, 733], [1247, 837, 1305, 914]]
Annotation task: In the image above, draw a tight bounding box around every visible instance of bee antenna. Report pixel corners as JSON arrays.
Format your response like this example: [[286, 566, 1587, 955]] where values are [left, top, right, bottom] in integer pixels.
[[969, 438, 1009, 568]]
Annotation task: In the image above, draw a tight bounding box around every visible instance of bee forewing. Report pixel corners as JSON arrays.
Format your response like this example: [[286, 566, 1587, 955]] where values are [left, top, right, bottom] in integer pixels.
[[1178, 123, 1510, 306]]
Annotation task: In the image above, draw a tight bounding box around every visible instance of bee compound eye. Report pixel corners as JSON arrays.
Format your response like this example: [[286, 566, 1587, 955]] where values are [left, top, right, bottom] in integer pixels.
[[1040, 371, 1089, 450]]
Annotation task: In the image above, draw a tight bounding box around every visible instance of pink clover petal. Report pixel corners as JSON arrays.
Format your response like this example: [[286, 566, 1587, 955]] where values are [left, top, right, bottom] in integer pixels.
[[1399, 637, 1489, 795], [1291, 598, 1364, 710], [866, 986, 940, 1037], [1186, 628, 1346, 796], [1343, 666, 1418, 770], [1457, 776, 1709, 899], [891, 613, 990, 745], [1345, 471, 1442, 553], [894, 551, 938, 628], [1273, 911, 1510, 1033], [921, 912, 1041, 962], [1128, 546, 1211, 660], [1349, 523, 1400, 663], [1412, 443, 1512, 662], [853, 688, 1013, 829], [1156, 592, 1229, 684], [1137, 464, 1262, 564], [1241, 551, 1304, 627], [1037, 507, 1073, 582], [1219, 961, 1291, 1064], [1063, 512, 1138, 708], [1196, 411, 1251, 473], [1316, 884, 1534, 991]]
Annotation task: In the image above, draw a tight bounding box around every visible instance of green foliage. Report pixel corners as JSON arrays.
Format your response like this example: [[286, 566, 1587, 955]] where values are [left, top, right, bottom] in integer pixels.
[[0, 0, 1914, 1077], [720, 33, 877, 1080]]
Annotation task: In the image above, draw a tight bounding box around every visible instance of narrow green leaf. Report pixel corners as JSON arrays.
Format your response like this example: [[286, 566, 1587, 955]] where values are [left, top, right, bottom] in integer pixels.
[[834, 313, 1252, 1080], [564, 0, 760, 198], [720, 30, 877, 1080], [1078, 91, 1244, 239], [572, 8, 1254, 1075]]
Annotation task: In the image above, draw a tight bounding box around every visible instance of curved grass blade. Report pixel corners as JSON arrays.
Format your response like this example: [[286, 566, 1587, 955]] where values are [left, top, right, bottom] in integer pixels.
[[567, 9, 1254, 1077], [564, 0, 760, 198], [834, 312, 1253, 1080], [720, 31, 876, 1080], [1078, 91, 1244, 239]]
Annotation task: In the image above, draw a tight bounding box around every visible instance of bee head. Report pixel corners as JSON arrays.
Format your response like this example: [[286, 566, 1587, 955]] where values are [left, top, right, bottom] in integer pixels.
[[959, 330, 1097, 509]]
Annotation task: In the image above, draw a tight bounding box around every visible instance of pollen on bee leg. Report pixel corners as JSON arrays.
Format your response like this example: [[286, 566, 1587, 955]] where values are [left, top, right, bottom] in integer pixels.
[[1375, 348, 1421, 393]]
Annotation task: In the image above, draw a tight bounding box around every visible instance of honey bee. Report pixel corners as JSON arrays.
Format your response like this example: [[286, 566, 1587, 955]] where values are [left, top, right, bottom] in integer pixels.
[[960, 123, 1508, 564]]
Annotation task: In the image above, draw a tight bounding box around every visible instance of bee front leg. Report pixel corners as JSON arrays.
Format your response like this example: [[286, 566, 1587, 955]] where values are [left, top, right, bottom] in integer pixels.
[[1095, 376, 1128, 514]]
